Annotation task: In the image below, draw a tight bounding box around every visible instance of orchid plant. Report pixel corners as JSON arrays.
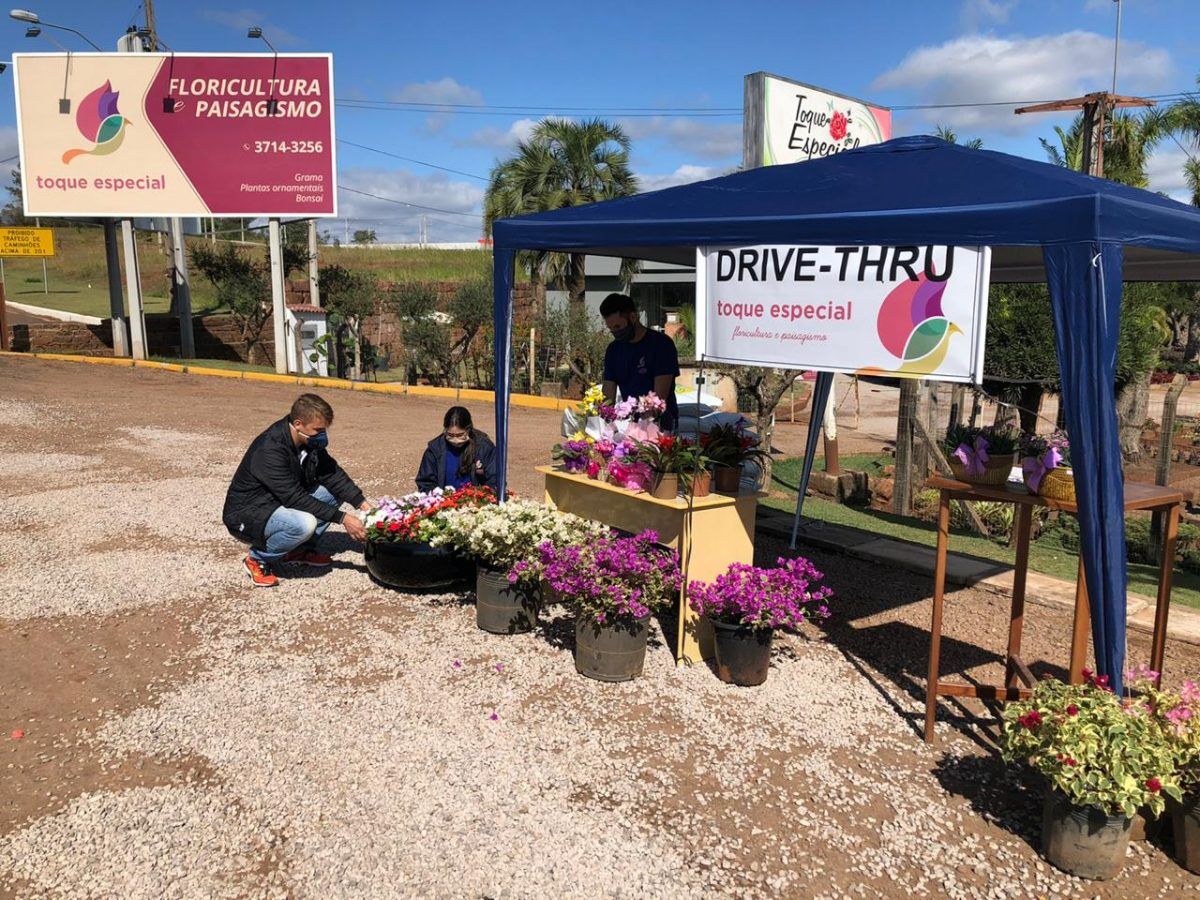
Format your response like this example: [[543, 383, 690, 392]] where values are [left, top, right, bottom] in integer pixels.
[[688, 556, 832, 631], [943, 424, 1020, 478], [1000, 672, 1182, 818], [1020, 430, 1072, 492], [533, 529, 682, 625]]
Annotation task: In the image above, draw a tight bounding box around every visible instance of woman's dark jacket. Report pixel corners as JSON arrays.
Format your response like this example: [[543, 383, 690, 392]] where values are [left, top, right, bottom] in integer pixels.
[[223, 417, 366, 544], [415, 431, 499, 492]]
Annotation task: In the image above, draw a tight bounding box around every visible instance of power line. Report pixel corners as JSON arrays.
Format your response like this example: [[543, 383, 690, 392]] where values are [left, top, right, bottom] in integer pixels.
[[336, 139, 488, 181], [333, 97, 741, 113], [339, 185, 482, 220], [335, 101, 741, 119]]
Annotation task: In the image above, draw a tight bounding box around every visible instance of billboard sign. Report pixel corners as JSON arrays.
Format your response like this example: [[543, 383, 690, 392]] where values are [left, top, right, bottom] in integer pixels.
[[13, 53, 336, 218], [695, 244, 991, 384], [743, 72, 891, 169], [0, 227, 54, 257]]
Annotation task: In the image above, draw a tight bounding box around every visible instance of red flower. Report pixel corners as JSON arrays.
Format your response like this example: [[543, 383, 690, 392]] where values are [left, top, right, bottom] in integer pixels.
[[1066, 705, 1079, 716], [1146, 777, 1162, 793], [830, 111, 848, 141], [1065, 757, 1077, 767], [388, 521, 401, 533], [1018, 710, 1043, 729]]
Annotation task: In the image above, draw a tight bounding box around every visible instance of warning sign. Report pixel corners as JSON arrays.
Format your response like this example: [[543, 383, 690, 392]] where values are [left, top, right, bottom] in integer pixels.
[[0, 227, 54, 257]]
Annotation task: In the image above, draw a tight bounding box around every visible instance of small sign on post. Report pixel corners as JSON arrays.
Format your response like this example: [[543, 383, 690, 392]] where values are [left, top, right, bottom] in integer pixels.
[[0, 227, 54, 257]]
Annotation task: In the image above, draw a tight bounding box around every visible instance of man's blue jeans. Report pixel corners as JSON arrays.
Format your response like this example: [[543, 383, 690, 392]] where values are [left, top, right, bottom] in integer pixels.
[[250, 485, 335, 564]]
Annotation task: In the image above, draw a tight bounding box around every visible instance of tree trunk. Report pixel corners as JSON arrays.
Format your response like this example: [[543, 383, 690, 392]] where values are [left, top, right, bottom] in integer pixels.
[[754, 369, 800, 486], [1186, 313, 1200, 362], [1115, 373, 1151, 463], [1015, 383, 1044, 434], [568, 253, 587, 305], [530, 268, 546, 318]]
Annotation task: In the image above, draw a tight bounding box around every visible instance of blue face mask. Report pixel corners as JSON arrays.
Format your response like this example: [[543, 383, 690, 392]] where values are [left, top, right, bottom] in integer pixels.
[[303, 429, 328, 451]]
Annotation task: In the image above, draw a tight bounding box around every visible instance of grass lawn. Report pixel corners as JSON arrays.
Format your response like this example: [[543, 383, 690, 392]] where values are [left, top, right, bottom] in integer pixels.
[[767, 461, 1200, 610]]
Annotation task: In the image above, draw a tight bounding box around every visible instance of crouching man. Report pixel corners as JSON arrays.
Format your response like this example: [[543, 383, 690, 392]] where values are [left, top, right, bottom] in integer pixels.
[[223, 393, 369, 587]]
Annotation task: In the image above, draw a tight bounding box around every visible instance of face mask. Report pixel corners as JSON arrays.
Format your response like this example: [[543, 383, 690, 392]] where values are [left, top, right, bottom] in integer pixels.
[[446, 436, 469, 448], [301, 428, 328, 451], [612, 323, 635, 342]]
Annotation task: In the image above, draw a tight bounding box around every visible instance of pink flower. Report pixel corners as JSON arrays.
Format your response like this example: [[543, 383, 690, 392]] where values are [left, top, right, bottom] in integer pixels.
[[1181, 681, 1200, 705], [494, 663, 504, 673], [451, 660, 462, 669], [489, 712, 499, 721], [10, 729, 24, 740]]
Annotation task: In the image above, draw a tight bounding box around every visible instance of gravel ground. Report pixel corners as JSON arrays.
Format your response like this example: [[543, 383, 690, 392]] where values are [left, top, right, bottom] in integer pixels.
[[2, 356, 1200, 899]]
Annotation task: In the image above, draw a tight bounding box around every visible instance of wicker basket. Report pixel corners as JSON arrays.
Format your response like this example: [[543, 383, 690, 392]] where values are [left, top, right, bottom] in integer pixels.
[[1038, 467, 1076, 503], [949, 453, 1017, 487]]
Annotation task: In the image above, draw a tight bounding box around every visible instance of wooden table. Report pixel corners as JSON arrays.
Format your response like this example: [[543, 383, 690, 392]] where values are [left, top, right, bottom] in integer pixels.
[[924, 476, 1185, 743], [539, 465, 762, 665]]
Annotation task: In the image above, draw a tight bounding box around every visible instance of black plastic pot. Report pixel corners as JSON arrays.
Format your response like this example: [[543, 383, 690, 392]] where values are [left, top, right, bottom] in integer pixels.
[[475, 564, 538, 634], [1041, 791, 1133, 880], [711, 619, 774, 686], [364, 539, 472, 592], [1173, 794, 1200, 874], [574, 613, 651, 682]]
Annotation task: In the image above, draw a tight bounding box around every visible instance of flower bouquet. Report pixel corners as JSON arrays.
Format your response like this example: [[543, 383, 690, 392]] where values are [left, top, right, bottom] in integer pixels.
[[943, 423, 1020, 487], [1128, 669, 1200, 873], [431, 499, 608, 634], [1021, 430, 1074, 502], [535, 530, 681, 681], [361, 486, 497, 590], [701, 421, 766, 493], [688, 556, 832, 686], [1001, 672, 1180, 879]]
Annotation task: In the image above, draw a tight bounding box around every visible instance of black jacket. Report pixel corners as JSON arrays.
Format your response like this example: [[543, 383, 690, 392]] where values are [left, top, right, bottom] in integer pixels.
[[416, 432, 499, 493], [223, 417, 366, 544]]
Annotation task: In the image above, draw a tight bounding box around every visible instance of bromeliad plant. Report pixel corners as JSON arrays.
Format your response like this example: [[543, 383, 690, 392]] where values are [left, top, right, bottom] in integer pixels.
[[432, 499, 609, 581], [701, 421, 767, 470], [365, 485, 497, 544], [534, 529, 682, 625], [634, 434, 707, 488], [1000, 672, 1182, 818], [688, 557, 833, 631]]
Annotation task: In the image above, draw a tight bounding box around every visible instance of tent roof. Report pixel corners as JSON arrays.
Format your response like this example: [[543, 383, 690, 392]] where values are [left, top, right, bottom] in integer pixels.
[[492, 135, 1200, 282]]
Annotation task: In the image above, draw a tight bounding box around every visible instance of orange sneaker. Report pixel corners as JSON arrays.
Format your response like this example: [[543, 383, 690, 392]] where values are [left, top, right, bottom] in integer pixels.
[[243, 555, 279, 588], [282, 549, 333, 568]]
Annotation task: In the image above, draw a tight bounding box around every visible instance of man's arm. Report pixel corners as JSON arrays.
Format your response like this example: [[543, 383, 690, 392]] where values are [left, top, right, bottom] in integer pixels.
[[653, 333, 681, 400], [653, 374, 676, 401], [602, 380, 617, 404], [316, 451, 367, 509]]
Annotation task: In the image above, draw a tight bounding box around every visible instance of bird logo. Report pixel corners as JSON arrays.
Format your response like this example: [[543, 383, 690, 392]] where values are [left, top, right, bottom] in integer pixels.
[[868, 274, 962, 376], [62, 81, 130, 165]]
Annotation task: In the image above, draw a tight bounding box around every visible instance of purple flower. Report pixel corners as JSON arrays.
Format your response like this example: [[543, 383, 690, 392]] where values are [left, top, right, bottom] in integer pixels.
[[688, 556, 833, 632], [495, 663, 504, 673], [489, 712, 499, 721], [452, 659, 462, 669]]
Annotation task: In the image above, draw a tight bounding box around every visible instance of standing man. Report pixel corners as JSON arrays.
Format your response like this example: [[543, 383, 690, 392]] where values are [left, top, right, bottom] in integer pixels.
[[224, 393, 370, 588], [600, 293, 680, 430]]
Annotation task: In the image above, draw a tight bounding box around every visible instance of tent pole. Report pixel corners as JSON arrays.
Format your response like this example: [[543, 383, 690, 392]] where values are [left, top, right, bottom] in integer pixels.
[[789, 371, 834, 549]]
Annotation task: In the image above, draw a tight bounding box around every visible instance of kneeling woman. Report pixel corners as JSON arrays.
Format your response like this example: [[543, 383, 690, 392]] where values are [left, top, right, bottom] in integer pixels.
[[416, 406, 500, 492]]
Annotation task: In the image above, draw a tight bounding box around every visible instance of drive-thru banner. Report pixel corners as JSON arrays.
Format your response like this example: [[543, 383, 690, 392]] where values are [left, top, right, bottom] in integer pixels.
[[695, 244, 992, 383], [13, 52, 336, 217]]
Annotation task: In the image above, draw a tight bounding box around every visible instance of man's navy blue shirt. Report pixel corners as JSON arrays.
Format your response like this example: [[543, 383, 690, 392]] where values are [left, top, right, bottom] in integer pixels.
[[603, 328, 680, 426]]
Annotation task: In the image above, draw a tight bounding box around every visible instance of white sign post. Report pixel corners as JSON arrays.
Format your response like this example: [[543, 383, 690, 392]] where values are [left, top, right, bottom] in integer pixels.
[[695, 244, 991, 384]]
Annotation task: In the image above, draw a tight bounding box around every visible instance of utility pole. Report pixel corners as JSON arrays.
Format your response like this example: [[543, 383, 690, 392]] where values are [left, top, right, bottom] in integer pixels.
[[116, 30, 148, 359], [1015, 92, 1152, 178], [143, 0, 157, 50], [268, 218, 289, 374], [307, 219, 320, 308]]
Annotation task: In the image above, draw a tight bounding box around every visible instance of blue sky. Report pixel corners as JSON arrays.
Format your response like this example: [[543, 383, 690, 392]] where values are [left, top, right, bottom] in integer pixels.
[[1, 0, 1197, 241]]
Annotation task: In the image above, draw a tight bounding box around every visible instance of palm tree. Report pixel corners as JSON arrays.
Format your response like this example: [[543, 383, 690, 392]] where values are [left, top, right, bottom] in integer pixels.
[[1039, 111, 1159, 188], [933, 125, 983, 149], [1153, 79, 1200, 205], [483, 118, 638, 305]]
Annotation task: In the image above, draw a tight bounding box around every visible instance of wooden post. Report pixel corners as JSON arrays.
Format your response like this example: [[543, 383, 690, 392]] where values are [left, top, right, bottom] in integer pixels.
[[528, 327, 536, 396], [925, 491, 951, 742], [822, 373, 839, 474], [911, 415, 990, 536], [0, 281, 8, 351], [894, 379, 920, 515], [913, 381, 930, 484], [1151, 375, 1187, 561], [947, 384, 965, 438], [968, 390, 982, 429]]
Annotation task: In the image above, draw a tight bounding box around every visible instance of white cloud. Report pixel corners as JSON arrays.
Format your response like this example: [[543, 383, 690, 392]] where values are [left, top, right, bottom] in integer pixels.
[[618, 117, 741, 161], [390, 78, 483, 107], [637, 164, 722, 193], [1147, 145, 1196, 202], [0, 127, 19, 166], [461, 118, 539, 150], [873, 31, 1172, 133], [336, 168, 483, 243], [200, 9, 303, 47], [961, 0, 1018, 31]]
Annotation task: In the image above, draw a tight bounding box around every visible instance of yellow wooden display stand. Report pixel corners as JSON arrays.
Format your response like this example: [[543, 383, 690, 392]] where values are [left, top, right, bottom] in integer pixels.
[[538, 465, 761, 665]]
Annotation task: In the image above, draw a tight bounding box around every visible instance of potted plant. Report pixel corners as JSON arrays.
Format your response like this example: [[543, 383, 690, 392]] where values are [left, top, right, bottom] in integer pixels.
[[688, 556, 832, 686], [635, 435, 705, 499], [433, 500, 607, 634], [363, 486, 496, 590], [1021, 430, 1074, 502], [551, 438, 593, 475], [535, 530, 681, 682], [1128, 669, 1200, 872], [1001, 672, 1181, 880], [702, 421, 767, 493], [944, 423, 1020, 487]]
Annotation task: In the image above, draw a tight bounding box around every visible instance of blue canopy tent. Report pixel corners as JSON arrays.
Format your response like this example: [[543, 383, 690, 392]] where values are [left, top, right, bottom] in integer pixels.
[[491, 135, 1200, 694]]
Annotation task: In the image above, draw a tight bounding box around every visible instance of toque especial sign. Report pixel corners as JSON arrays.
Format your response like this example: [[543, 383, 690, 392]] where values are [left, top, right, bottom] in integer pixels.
[[695, 244, 991, 384]]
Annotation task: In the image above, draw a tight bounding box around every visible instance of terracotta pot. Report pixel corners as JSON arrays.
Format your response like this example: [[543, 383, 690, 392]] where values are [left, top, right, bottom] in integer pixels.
[[713, 465, 741, 494], [688, 469, 712, 498], [651, 472, 679, 500]]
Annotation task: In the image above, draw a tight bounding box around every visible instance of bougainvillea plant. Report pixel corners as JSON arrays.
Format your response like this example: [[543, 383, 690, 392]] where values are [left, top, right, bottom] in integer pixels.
[[688, 557, 832, 631], [1000, 672, 1181, 817], [1128, 667, 1200, 796], [534, 529, 681, 625]]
